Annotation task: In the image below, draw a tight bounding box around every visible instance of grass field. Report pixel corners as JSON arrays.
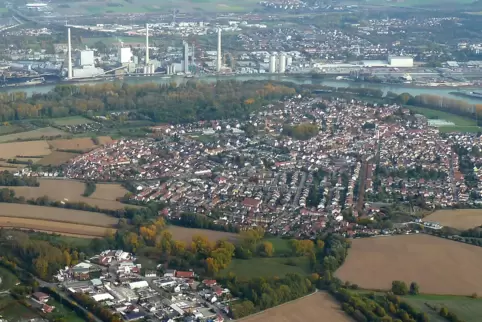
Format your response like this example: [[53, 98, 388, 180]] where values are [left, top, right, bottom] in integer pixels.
[[221, 257, 311, 278], [263, 237, 292, 256], [3, 178, 132, 210], [424, 209, 482, 229], [336, 234, 482, 295], [0, 127, 66, 143], [404, 294, 482, 322], [0, 295, 41, 321], [0, 124, 25, 136], [239, 291, 351, 322], [0, 266, 19, 291], [46, 298, 85, 322], [52, 116, 93, 126], [407, 106, 481, 132], [168, 226, 239, 244]]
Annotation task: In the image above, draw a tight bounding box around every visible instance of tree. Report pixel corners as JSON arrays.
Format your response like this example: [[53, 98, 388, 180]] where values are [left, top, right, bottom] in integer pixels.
[[391, 280, 409, 295], [34, 257, 49, 279], [439, 307, 449, 317], [409, 282, 419, 295], [257, 241, 274, 257], [206, 257, 218, 275], [63, 250, 72, 267]]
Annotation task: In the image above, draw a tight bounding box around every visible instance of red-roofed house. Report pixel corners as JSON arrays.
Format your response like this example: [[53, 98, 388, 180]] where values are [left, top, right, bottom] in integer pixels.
[[242, 198, 261, 210], [175, 271, 195, 278]]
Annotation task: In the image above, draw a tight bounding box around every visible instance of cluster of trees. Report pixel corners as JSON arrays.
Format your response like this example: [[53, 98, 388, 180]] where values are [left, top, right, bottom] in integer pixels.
[[225, 273, 316, 319], [41, 287, 101, 322], [330, 286, 429, 322], [82, 181, 96, 197], [391, 281, 419, 296], [71, 292, 122, 322], [0, 230, 83, 280], [0, 80, 298, 123], [282, 123, 319, 140], [0, 171, 39, 186], [169, 212, 239, 233]]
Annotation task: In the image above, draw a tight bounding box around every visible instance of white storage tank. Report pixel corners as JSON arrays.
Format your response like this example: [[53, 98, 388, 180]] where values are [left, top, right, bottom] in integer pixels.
[[278, 53, 286, 73], [269, 55, 276, 73]]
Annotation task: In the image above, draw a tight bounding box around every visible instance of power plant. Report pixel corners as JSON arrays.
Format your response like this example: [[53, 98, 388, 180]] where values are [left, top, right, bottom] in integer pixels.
[[67, 28, 72, 79]]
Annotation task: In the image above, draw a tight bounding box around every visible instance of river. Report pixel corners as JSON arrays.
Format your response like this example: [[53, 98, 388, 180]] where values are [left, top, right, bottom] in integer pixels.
[[4, 74, 482, 105]]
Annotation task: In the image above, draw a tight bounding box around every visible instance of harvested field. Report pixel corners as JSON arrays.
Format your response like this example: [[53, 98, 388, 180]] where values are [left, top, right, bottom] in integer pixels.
[[0, 127, 66, 143], [0, 141, 51, 160], [37, 151, 79, 166], [0, 217, 110, 238], [239, 292, 352, 322], [0, 203, 118, 227], [48, 136, 112, 151], [167, 226, 239, 244], [336, 234, 482, 295], [424, 209, 482, 229], [52, 116, 93, 126], [2, 179, 133, 210]]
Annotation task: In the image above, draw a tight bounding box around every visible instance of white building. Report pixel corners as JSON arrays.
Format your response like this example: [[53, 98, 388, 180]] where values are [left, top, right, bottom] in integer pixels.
[[128, 280, 149, 289], [118, 47, 132, 64], [388, 56, 413, 68], [92, 293, 114, 302], [78, 50, 94, 67]]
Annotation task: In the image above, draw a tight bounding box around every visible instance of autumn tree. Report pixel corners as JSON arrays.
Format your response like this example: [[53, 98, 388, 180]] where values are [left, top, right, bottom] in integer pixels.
[[391, 281, 409, 295], [409, 282, 419, 295], [257, 241, 274, 257]]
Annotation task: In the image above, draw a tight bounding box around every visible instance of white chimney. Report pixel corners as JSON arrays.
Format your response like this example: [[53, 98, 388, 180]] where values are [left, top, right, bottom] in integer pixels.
[[67, 28, 72, 79], [145, 23, 149, 65], [217, 28, 222, 72]]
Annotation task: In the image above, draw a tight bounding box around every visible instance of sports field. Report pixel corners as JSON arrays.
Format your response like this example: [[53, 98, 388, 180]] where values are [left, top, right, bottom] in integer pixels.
[[3, 178, 132, 210], [336, 234, 482, 295], [424, 209, 482, 229], [407, 106, 480, 133], [239, 292, 351, 322]]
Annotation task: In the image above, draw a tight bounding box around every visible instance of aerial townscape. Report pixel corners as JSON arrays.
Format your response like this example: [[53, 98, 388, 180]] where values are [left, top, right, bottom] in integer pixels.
[[1, 0, 482, 322]]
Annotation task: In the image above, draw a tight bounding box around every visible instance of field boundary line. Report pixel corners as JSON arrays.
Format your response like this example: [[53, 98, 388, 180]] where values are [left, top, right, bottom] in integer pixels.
[[236, 290, 319, 321], [0, 226, 104, 238]]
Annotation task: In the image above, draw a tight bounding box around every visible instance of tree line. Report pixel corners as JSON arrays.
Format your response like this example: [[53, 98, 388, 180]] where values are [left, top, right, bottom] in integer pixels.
[[0, 170, 39, 186], [0, 80, 297, 123]]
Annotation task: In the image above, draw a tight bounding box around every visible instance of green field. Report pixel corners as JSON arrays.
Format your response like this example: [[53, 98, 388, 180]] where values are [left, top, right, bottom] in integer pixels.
[[29, 233, 93, 249], [404, 294, 482, 322], [221, 257, 311, 278], [47, 299, 85, 322], [0, 295, 41, 321], [52, 116, 93, 126], [0, 267, 19, 291], [263, 237, 292, 256], [407, 106, 481, 132]]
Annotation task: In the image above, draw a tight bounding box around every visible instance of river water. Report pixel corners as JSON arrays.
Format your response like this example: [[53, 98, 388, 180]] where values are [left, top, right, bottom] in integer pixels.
[[4, 74, 482, 105]]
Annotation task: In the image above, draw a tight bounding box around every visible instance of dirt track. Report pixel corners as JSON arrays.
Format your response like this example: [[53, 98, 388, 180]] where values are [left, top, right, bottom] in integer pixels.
[[336, 234, 482, 295], [239, 292, 351, 322]]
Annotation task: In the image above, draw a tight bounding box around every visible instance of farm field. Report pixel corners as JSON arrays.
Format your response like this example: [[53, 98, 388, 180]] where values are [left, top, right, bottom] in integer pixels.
[[404, 294, 482, 322], [37, 151, 79, 166], [3, 178, 133, 210], [0, 217, 111, 237], [167, 225, 238, 244], [221, 257, 311, 278], [0, 141, 51, 160], [263, 237, 292, 256], [0, 127, 66, 143], [52, 116, 93, 126], [424, 209, 482, 229], [336, 234, 482, 295], [239, 291, 351, 322], [48, 136, 112, 151], [0, 203, 118, 226]]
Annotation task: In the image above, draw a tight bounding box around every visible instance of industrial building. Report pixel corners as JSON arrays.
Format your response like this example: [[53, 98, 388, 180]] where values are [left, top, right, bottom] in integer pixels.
[[388, 56, 413, 68], [77, 50, 94, 67], [118, 47, 133, 64]]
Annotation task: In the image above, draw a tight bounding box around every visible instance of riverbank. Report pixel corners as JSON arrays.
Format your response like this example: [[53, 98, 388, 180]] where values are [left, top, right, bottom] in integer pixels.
[[2, 73, 482, 105]]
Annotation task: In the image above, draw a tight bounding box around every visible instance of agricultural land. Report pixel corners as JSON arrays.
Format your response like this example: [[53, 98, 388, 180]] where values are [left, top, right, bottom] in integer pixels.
[[404, 294, 482, 322], [220, 257, 311, 278], [335, 234, 482, 295], [48, 136, 113, 151], [423, 209, 482, 229], [239, 291, 352, 322], [0, 127, 67, 143], [2, 178, 132, 210], [0, 203, 118, 226], [167, 226, 238, 244]]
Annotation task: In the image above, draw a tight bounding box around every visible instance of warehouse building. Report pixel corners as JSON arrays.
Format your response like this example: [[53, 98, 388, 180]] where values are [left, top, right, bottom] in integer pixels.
[[388, 56, 414, 68]]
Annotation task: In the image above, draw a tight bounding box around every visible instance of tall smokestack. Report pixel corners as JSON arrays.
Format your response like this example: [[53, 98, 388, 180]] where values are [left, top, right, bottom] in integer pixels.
[[217, 28, 222, 72], [67, 28, 72, 79], [145, 23, 149, 65]]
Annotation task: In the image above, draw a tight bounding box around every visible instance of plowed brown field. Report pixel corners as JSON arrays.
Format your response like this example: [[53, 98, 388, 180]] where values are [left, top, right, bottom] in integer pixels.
[[336, 234, 482, 295], [48, 136, 112, 151], [168, 226, 239, 243], [2, 179, 133, 210], [424, 209, 482, 229], [239, 292, 352, 322]]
